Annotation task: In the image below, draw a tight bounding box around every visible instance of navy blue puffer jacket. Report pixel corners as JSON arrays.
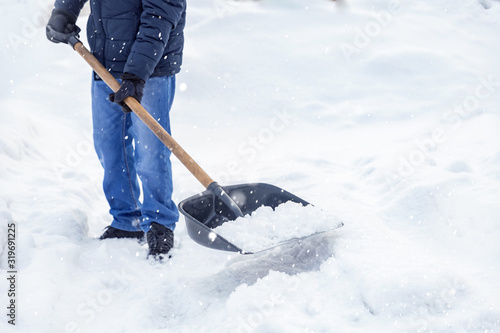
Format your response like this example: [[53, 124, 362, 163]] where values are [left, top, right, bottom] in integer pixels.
[[54, 0, 186, 81]]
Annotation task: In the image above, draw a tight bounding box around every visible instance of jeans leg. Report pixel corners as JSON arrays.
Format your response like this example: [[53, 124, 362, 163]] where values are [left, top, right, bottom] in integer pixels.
[[92, 79, 142, 231], [131, 76, 179, 233]]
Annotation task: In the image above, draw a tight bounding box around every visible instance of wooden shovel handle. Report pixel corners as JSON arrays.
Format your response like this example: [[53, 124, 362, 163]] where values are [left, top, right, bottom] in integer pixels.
[[73, 42, 214, 189]]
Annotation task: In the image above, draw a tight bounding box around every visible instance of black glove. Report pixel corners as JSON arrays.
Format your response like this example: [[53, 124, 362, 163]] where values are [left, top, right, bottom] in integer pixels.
[[46, 9, 81, 44], [109, 73, 145, 113]]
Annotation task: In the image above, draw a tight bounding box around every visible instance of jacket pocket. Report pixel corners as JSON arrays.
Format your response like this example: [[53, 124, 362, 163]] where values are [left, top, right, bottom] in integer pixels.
[[102, 12, 139, 65]]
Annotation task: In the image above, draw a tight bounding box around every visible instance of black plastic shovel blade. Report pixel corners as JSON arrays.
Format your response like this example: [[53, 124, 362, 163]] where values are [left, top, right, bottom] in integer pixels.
[[178, 183, 310, 254]]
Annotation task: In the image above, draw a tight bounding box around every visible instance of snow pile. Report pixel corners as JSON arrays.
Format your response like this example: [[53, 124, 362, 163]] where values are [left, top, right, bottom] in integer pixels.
[[214, 202, 342, 252]]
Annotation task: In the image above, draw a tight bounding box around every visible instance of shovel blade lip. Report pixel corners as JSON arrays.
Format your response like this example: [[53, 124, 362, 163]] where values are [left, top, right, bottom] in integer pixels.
[[178, 183, 309, 253]]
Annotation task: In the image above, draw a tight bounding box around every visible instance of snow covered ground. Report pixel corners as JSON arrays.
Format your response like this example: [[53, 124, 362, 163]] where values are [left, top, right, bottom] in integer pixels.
[[1, 0, 500, 332]]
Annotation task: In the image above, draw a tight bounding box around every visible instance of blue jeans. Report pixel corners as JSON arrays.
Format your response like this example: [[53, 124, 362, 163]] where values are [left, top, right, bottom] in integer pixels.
[[91, 76, 179, 233]]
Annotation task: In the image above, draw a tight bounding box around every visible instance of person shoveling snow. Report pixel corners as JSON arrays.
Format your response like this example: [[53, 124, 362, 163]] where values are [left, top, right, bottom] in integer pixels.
[[46, 0, 186, 260], [45, 0, 343, 260], [214, 201, 343, 253]]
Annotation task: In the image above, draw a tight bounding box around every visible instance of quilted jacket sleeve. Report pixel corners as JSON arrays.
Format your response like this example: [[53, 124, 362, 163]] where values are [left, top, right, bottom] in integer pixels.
[[53, 0, 87, 20], [124, 0, 186, 81]]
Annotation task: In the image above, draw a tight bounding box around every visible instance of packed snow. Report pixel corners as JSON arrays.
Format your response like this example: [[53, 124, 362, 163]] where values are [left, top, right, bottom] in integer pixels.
[[1, 0, 500, 332], [214, 202, 343, 253]]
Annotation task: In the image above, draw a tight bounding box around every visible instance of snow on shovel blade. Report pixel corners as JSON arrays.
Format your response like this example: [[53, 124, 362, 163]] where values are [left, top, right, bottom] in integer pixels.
[[178, 183, 310, 254]]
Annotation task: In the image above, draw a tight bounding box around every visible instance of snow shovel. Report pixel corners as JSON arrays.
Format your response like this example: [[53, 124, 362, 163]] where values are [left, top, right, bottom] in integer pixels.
[[60, 33, 312, 254]]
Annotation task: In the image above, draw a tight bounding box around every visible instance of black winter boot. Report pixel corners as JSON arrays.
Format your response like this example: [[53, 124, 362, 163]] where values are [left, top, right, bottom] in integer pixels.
[[147, 222, 174, 260], [99, 226, 144, 240]]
